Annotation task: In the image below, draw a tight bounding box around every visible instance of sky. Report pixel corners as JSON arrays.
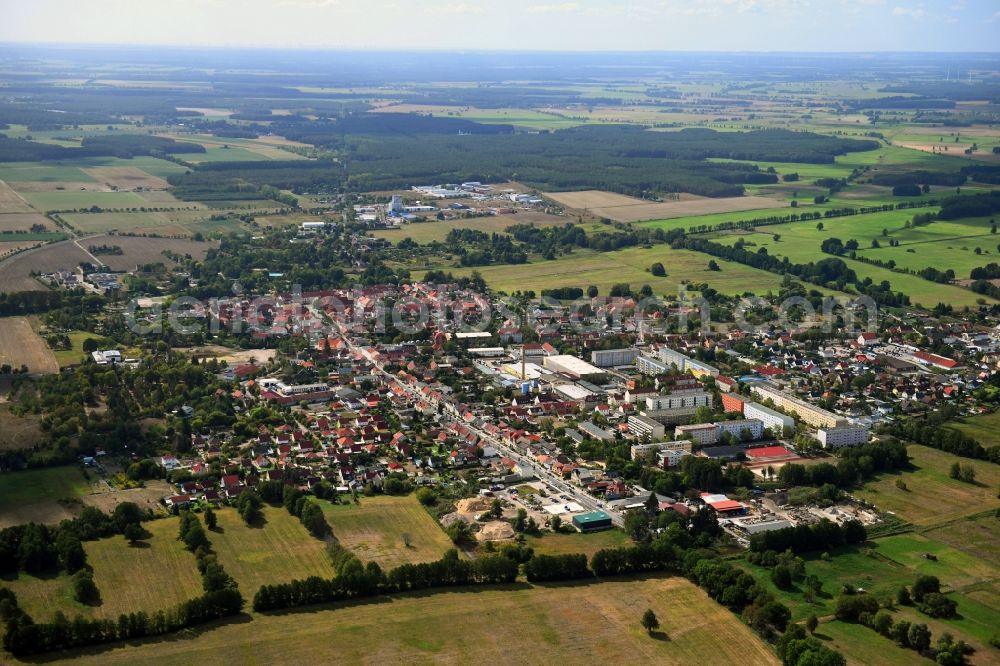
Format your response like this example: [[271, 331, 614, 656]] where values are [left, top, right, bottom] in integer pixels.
[[1, 0, 998, 52]]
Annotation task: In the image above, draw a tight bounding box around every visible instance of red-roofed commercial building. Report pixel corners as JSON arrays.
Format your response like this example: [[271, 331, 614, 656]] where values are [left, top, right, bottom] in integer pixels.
[[708, 499, 746, 514], [912, 351, 958, 370]]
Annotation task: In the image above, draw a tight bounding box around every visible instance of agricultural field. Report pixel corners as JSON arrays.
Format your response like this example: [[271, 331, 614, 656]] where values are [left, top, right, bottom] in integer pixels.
[[371, 103, 587, 130], [0, 212, 54, 231], [84, 234, 218, 271], [0, 240, 42, 258], [82, 166, 169, 190], [543, 190, 780, 223], [372, 212, 571, 244], [23, 575, 779, 666], [163, 134, 306, 162], [0, 316, 59, 374], [0, 240, 91, 293], [315, 495, 454, 569], [19, 190, 150, 212], [0, 465, 94, 528], [0, 163, 98, 183], [445, 245, 803, 297], [207, 505, 334, 594], [0, 181, 34, 214], [853, 445, 1000, 526]]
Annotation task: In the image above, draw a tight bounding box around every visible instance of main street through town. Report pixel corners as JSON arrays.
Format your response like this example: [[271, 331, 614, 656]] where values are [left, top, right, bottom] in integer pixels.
[[330, 320, 625, 528]]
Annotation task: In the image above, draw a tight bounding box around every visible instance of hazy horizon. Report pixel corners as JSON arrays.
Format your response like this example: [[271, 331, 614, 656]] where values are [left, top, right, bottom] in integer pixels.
[[3, 0, 999, 53]]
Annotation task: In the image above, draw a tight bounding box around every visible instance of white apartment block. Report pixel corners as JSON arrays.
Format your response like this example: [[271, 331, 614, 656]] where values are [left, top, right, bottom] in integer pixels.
[[674, 423, 720, 446], [743, 402, 795, 434], [657, 447, 692, 468], [750, 382, 843, 428], [644, 390, 712, 412], [628, 415, 665, 440], [817, 423, 870, 449], [715, 418, 764, 441], [630, 439, 692, 461]]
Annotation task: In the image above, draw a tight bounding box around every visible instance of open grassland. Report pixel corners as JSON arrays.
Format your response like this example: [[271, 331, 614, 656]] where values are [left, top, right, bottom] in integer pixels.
[[922, 513, 1000, 571], [872, 532, 999, 590], [0, 316, 59, 374], [818, 620, 933, 665], [0, 181, 34, 214], [86, 518, 204, 618], [372, 212, 571, 244], [853, 445, 1000, 526], [0, 571, 88, 624], [209, 505, 334, 594], [19, 575, 779, 666], [951, 410, 1000, 445], [0, 465, 92, 528], [0, 404, 45, 451], [445, 245, 798, 297], [525, 529, 629, 558], [315, 495, 453, 569], [894, 598, 1000, 663], [544, 190, 780, 223], [709, 217, 994, 308], [739, 547, 912, 622], [49, 330, 116, 367]]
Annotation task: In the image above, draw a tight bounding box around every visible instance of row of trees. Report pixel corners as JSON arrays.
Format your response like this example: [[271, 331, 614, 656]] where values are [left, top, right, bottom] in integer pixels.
[[1, 585, 243, 657], [879, 405, 1000, 464], [776, 440, 909, 490], [673, 236, 911, 307], [252, 549, 518, 611], [0, 502, 148, 576]]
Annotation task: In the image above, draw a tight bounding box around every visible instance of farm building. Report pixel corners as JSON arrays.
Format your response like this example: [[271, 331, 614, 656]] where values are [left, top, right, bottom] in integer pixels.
[[572, 510, 613, 532]]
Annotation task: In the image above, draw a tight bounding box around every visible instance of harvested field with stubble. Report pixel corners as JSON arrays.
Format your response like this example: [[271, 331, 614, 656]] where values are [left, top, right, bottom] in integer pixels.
[[0, 241, 42, 258], [85, 235, 218, 271], [0, 212, 55, 231], [0, 181, 34, 213], [372, 211, 571, 244], [0, 241, 90, 293], [0, 316, 59, 374], [83, 166, 169, 190], [544, 190, 780, 222], [21, 575, 779, 666]]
